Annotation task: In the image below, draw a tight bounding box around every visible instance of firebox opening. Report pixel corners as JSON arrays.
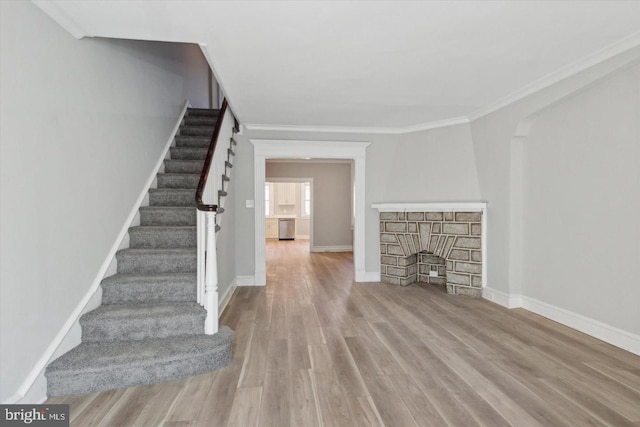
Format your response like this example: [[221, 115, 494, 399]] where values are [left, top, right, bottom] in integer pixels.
[[418, 253, 447, 289]]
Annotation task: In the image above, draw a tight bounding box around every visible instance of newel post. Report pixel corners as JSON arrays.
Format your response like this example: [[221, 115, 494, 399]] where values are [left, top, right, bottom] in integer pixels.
[[204, 211, 219, 334]]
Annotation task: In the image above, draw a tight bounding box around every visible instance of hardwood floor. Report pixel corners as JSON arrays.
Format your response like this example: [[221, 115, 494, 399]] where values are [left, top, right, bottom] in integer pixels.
[[48, 239, 640, 426]]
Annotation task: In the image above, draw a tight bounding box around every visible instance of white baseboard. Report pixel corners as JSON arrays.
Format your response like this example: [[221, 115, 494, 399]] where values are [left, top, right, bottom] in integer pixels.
[[482, 288, 640, 356], [311, 245, 353, 253], [219, 279, 237, 314], [521, 296, 640, 356], [357, 271, 381, 283], [295, 234, 310, 240], [236, 275, 259, 286], [482, 287, 523, 309], [2, 102, 190, 404]]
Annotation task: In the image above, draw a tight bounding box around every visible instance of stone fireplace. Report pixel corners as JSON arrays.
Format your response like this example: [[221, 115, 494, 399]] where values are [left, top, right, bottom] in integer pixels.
[[372, 203, 486, 297]]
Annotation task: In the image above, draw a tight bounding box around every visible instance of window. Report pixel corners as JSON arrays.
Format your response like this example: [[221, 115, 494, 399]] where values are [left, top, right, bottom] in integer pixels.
[[265, 183, 270, 217], [303, 182, 311, 217]]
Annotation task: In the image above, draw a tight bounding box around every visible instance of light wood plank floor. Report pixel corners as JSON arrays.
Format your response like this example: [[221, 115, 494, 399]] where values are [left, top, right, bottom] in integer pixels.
[[49, 240, 640, 426]]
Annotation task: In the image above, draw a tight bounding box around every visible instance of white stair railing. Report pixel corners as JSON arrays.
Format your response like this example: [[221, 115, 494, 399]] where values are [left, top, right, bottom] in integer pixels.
[[195, 99, 236, 335]]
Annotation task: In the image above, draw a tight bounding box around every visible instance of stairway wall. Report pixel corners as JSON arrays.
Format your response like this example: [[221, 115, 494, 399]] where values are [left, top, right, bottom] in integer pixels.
[[0, 1, 210, 402]]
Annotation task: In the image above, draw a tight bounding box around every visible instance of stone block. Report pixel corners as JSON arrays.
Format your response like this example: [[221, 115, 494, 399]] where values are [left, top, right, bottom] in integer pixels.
[[419, 264, 430, 274], [471, 275, 482, 287], [444, 212, 454, 221], [442, 236, 456, 259], [380, 233, 398, 243], [382, 275, 400, 285], [408, 264, 417, 276], [426, 212, 443, 221], [400, 275, 417, 286], [408, 222, 418, 233], [454, 237, 481, 249], [455, 212, 481, 222], [442, 223, 469, 235], [398, 254, 417, 267], [446, 284, 455, 294], [454, 286, 482, 298], [380, 212, 397, 220], [381, 255, 397, 266], [381, 265, 386, 274], [432, 222, 442, 234], [420, 254, 444, 264], [385, 222, 407, 233], [418, 274, 429, 283], [387, 266, 410, 277], [446, 260, 454, 271], [471, 223, 481, 236], [398, 212, 406, 220], [380, 244, 387, 255], [448, 249, 470, 261], [397, 234, 410, 256], [387, 245, 404, 256], [380, 222, 384, 232], [471, 251, 482, 262], [429, 277, 446, 286], [407, 212, 424, 221], [447, 272, 470, 285], [437, 266, 446, 276], [455, 262, 482, 274], [418, 222, 431, 251], [435, 235, 447, 256]]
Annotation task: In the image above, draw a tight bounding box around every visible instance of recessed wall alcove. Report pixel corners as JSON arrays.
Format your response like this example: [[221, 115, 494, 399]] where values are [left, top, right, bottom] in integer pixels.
[[372, 203, 487, 297]]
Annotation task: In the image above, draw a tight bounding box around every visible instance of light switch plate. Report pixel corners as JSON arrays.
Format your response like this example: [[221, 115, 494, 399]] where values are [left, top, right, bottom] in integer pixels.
[[245, 200, 254, 208]]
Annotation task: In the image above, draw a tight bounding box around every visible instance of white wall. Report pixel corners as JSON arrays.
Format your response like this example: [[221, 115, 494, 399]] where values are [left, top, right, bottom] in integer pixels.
[[522, 63, 640, 335], [232, 123, 480, 278], [0, 1, 210, 402], [267, 162, 352, 248]]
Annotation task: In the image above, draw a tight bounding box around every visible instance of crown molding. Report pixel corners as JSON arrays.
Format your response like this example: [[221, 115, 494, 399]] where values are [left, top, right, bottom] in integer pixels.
[[468, 32, 640, 121], [32, 0, 90, 39]]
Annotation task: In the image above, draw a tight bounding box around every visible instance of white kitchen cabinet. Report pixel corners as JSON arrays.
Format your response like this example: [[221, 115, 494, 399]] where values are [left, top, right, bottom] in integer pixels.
[[266, 218, 279, 239], [276, 182, 296, 205]]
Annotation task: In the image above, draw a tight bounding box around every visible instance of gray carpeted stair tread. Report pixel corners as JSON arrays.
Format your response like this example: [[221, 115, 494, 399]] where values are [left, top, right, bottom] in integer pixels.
[[170, 147, 209, 160], [129, 226, 196, 248], [117, 248, 196, 274], [164, 159, 204, 174], [45, 327, 234, 396], [149, 188, 196, 207], [139, 206, 196, 226], [187, 108, 220, 117], [101, 273, 196, 304], [80, 302, 205, 342], [184, 116, 218, 126], [157, 173, 200, 189], [175, 135, 211, 148], [180, 125, 215, 137]]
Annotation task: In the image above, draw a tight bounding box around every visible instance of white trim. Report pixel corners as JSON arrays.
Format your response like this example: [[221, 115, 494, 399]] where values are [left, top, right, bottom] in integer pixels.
[[244, 116, 468, 135], [32, 1, 90, 39], [295, 234, 310, 240], [522, 296, 640, 356], [3, 101, 190, 404], [372, 202, 487, 212], [468, 32, 640, 121], [311, 245, 353, 253], [252, 140, 370, 285], [267, 158, 353, 164], [360, 272, 381, 282], [218, 279, 237, 314], [236, 275, 259, 286], [482, 287, 523, 309]]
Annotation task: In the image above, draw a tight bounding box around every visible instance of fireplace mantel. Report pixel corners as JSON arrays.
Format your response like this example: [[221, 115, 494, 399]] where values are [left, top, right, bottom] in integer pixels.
[[372, 202, 487, 296], [372, 202, 487, 212]]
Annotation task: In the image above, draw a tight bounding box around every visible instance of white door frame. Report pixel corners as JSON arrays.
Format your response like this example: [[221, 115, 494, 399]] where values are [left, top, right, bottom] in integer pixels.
[[251, 139, 370, 285], [265, 177, 314, 243]]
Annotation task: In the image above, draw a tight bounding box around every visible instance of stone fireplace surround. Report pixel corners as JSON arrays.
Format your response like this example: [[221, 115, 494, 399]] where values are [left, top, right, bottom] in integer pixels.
[[372, 203, 487, 297]]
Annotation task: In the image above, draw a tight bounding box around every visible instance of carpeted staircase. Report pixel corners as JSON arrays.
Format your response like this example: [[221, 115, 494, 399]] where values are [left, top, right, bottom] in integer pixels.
[[45, 108, 235, 397]]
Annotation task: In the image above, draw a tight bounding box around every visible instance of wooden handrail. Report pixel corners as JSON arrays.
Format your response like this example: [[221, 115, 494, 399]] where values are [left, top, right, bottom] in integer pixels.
[[196, 99, 229, 212]]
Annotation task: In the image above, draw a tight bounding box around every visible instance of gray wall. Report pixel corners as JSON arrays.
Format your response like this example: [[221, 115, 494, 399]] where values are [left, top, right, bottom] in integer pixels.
[[0, 1, 210, 402], [522, 63, 640, 335], [266, 162, 352, 249]]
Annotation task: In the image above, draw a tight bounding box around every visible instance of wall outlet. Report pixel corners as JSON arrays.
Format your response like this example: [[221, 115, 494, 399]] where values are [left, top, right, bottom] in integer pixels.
[[429, 271, 438, 277]]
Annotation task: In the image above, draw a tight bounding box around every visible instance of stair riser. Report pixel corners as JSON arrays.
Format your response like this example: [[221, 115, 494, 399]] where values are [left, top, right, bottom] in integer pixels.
[[157, 174, 200, 189], [129, 228, 196, 248], [140, 208, 196, 226], [175, 136, 211, 148], [102, 282, 196, 304], [187, 108, 220, 117], [45, 346, 231, 397], [180, 126, 214, 137], [170, 147, 208, 160], [81, 313, 204, 342], [164, 160, 204, 174], [149, 191, 195, 207], [117, 253, 196, 274]]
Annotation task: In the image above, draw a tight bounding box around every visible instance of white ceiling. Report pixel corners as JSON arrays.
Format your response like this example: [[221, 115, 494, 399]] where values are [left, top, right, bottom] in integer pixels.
[[36, 1, 640, 132]]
